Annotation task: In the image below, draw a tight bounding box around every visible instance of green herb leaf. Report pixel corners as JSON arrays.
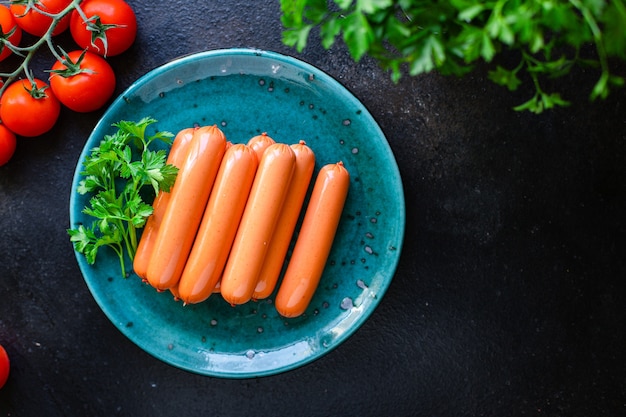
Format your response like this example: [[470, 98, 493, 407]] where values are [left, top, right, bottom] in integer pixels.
[[280, 0, 626, 113], [458, 4, 485, 22], [68, 118, 178, 278], [409, 35, 445, 75], [343, 12, 375, 62], [358, 0, 394, 14], [601, 0, 626, 59], [320, 18, 342, 49], [488, 65, 522, 91]]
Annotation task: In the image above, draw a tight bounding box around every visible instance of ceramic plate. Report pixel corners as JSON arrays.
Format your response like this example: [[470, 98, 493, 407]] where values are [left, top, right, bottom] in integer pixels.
[[69, 48, 405, 378]]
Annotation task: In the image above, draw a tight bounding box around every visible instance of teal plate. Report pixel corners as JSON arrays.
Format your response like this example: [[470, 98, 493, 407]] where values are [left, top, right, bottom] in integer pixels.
[[69, 48, 405, 378]]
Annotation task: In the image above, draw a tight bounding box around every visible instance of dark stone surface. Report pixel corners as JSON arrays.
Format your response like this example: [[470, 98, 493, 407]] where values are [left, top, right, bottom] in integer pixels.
[[1, 1, 625, 416]]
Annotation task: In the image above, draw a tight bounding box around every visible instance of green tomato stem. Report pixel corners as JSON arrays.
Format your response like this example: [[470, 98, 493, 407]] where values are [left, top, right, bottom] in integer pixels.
[[0, 0, 85, 95]]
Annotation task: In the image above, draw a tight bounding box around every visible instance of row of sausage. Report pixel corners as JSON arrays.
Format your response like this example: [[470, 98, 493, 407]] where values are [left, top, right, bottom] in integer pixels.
[[133, 125, 349, 318]]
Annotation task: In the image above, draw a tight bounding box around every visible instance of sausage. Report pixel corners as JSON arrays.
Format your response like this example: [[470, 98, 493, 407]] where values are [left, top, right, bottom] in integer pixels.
[[169, 284, 181, 301], [246, 132, 275, 161], [252, 141, 315, 300], [145, 125, 227, 290], [219, 143, 296, 305], [177, 144, 259, 304], [274, 162, 350, 318], [133, 127, 196, 280]]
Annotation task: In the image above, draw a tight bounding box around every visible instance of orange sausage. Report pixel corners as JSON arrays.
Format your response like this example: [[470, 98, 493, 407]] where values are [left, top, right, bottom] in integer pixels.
[[169, 284, 181, 301], [146, 125, 227, 290], [173, 141, 232, 301], [253, 141, 315, 300], [133, 127, 196, 280], [274, 162, 350, 318], [219, 143, 296, 305], [177, 144, 259, 304], [246, 132, 275, 161]]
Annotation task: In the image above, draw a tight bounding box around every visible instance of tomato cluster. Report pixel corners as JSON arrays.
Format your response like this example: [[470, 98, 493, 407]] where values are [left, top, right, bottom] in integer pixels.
[[0, 0, 137, 166]]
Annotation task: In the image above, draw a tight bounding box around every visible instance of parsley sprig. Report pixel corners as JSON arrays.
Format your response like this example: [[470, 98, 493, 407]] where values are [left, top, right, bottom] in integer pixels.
[[280, 0, 626, 113], [68, 117, 178, 277]]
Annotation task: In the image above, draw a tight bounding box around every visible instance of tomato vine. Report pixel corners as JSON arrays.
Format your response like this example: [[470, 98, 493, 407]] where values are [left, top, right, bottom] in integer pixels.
[[1, 1, 69, 94], [0, 0, 126, 96]]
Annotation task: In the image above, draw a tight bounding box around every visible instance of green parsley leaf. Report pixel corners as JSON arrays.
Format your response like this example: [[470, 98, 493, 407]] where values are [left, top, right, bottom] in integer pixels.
[[343, 12, 375, 62], [488, 65, 522, 91], [280, 0, 626, 113], [68, 118, 178, 278]]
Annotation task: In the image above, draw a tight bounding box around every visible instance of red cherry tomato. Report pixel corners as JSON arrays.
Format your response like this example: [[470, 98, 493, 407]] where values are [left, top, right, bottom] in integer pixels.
[[49, 50, 116, 113], [69, 0, 137, 57], [0, 4, 22, 62], [0, 124, 17, 166], [0, 344, 9, 389], [10, 0, 72, 37], [0, 78, 61, 137]]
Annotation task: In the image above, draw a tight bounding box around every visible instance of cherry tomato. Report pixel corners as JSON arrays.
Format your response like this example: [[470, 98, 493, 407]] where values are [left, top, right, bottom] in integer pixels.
[[10, 0, 72, 37], [0, 344, 9, 389], [0, 124, 17, 166], [0, 4, 22, 62], [49, 50, 116, 113], [70, 0, 137, 57], [0, 78, 61, 137]]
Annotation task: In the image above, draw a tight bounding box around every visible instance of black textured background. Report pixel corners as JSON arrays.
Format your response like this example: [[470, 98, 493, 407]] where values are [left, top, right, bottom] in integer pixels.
[[1, 1, 625, 416]]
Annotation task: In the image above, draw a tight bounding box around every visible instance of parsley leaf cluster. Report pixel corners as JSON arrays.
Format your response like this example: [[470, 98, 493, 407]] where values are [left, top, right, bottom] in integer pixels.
[[68, 117, 178, 277], [280, 0, 626, 113]]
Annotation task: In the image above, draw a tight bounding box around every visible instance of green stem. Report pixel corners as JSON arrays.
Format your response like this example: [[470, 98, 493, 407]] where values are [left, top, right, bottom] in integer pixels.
[[568, 0, 609, 98], [71, 1, 93, 28], [117, 218, 134, 268], [521, 51, 545, 95], [128, 223, 137, 258], [125, 179, 142, 260], [111, 243, 127, 278], [0, 0, 85, 95], [46, 36, 64, 62]]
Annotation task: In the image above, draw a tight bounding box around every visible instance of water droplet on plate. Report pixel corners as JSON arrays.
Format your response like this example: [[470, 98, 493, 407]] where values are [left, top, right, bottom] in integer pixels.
[[340, 297, 353, 310]]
